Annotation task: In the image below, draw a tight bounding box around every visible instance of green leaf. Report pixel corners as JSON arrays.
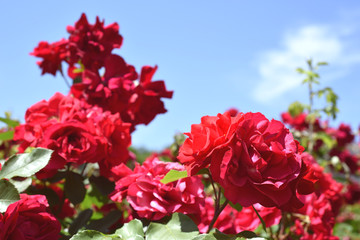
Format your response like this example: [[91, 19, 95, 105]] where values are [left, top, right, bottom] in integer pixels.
[[252, 205, 267, 234], [229, 201, 243, 212], [9, 177, 32, 192], [0, 179, 20, 212], [69, 209, 93, 235], [70, 230, 122, 240], [160, 170, 188, 184], [192, 234, 217, 240], [315, 132, 336, 149], [65, 171, 86, 205], [146, 213, 199, 240], [296, 68, 305, 74], [288, 101, 304, 117], [0, 117, 20, 128], [0, 130, 14, 141], [0, 148, 53, 179], [317, 61, 328, 66], [115, 219, 144, 240]]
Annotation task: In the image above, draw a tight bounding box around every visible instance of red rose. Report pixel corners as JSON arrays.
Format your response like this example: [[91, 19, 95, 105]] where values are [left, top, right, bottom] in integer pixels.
[[111, 156, 205, 220], [40, 122, 101, 165], [0, 194, 61, 240], [179, 111, 313, 209], [66, 13, 123, 71], [128, 66, 173, 126], [30, 39, 68, 76], [326, 123, 354, 148]]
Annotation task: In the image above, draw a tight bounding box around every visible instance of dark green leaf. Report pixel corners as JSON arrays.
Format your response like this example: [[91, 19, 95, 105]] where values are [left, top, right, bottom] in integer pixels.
[[65, 171, 86, 205], [237, 231, 258, 238], [212, 229, 259, 240], [89, 175, 115, 196], [0, 179, 20, 212], [252, 205, 266, 234], [160, 170, 188, 184], [0, 148, 53, 179], [146, 213, 199, 240], [0, 130, 14, 141], [69, 209, 93, 235], [87, 210, 123, 233], [229, 201, 242, 212]]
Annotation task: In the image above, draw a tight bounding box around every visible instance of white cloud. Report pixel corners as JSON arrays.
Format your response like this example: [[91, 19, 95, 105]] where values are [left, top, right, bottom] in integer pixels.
[[253, 24, 360, 103]]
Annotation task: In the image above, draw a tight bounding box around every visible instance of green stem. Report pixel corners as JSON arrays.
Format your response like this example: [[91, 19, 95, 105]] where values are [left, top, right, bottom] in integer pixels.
[[206, 170, 229, 233], [307, 60, 314, 154], [207, 199, 229, 233]]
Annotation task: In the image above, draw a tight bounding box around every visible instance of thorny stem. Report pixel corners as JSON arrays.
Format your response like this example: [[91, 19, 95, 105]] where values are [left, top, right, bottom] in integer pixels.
[[277, 212, 289, 240], [207, 199, 229, 233], [207, 170, 219, 208], [206, 170, 229, 233], [60, 70, 71, 89]]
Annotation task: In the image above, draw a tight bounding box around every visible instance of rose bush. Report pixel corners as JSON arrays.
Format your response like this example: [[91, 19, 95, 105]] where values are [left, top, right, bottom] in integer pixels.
[[0, 13, 359, 240]]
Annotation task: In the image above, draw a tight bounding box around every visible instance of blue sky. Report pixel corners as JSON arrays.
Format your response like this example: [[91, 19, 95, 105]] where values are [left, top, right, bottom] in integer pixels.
[[1, 1, 360, 150]]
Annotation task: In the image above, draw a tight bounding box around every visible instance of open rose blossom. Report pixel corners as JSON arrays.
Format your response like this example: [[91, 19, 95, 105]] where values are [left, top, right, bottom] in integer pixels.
[[0, 194, 61, 240], [178, 111, 315, 209], [110, 155, 205, 220]]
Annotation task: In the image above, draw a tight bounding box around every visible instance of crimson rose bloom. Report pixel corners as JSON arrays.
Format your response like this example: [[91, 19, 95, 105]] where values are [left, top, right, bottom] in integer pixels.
[[110, 155, 205, 220], [179, 111, 314, 209], [66, 13, 123, 71], [30, 39, 68, 76], [0, 194, 61, 240]]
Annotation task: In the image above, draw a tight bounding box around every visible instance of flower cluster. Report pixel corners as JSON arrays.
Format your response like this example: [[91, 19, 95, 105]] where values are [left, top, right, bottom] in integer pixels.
[[14, 92, 131, 179], [31, 14, 173, 130]]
